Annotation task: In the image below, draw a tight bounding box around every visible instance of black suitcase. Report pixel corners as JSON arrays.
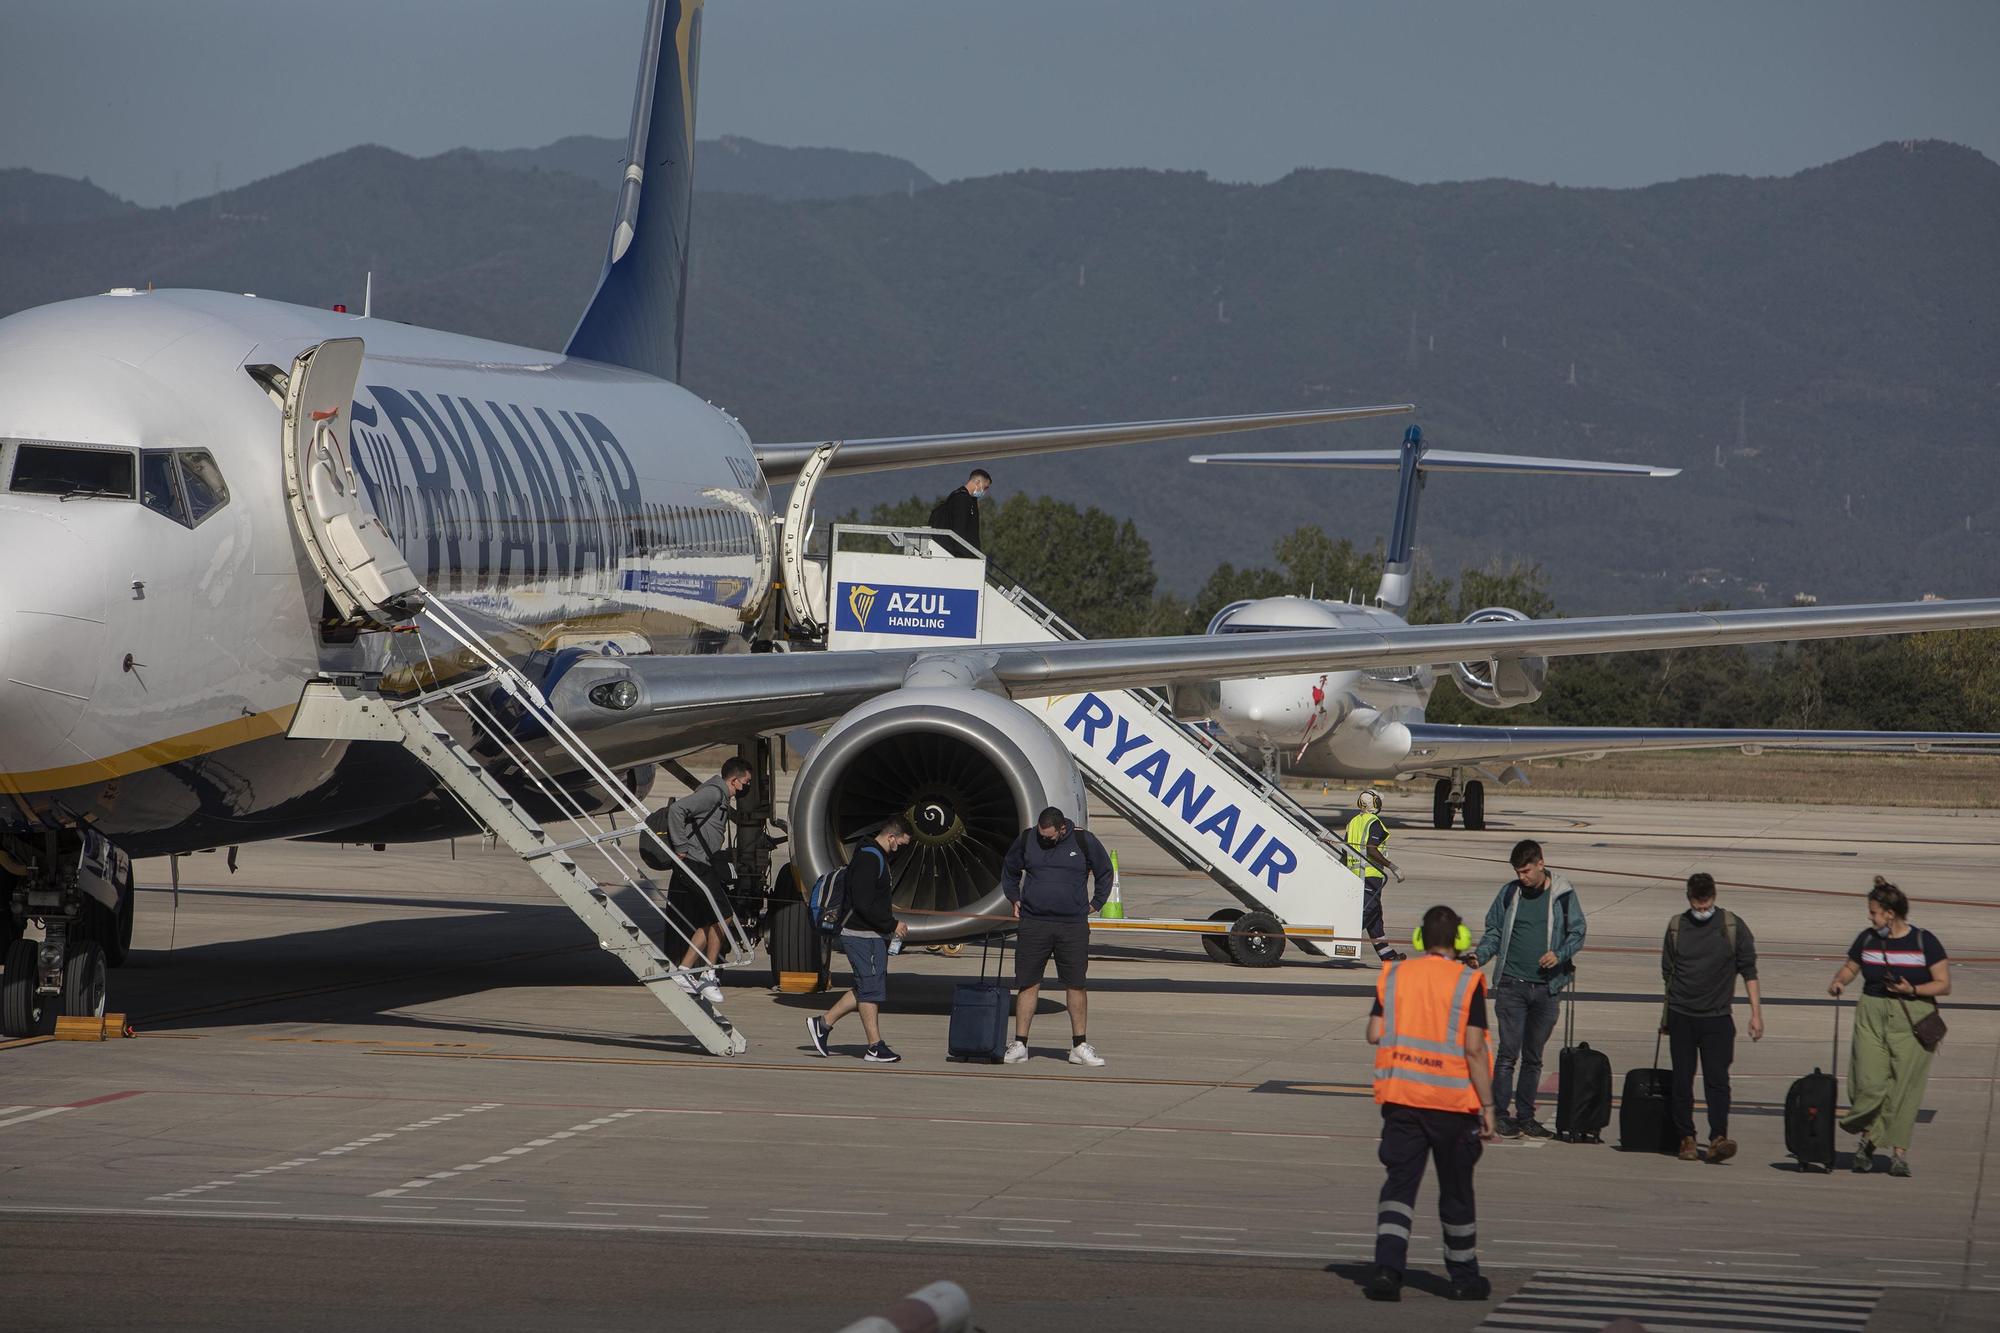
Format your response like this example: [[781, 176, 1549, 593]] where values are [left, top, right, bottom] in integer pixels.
[[1619, 1032, 1679, 1154], [1786, 1001, 1842, 1173], [947, 939, 1011, 1063], [1554, 997, 1612, 1144]]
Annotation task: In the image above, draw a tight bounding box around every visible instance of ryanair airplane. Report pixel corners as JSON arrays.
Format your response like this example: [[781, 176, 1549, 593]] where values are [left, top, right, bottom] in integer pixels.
[[2, 0, 1996, 1032]]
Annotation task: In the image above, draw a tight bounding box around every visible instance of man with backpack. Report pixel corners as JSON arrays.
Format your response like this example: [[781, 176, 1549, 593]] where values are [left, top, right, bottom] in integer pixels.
[[647, 757, 753, 1005], [807, 816, 914, 1063], [928, 469, 991, 554], [1000, 807, 1114, 1067], [1661, 872, 1764, 1162], [1469, 840, 1587, 1139]]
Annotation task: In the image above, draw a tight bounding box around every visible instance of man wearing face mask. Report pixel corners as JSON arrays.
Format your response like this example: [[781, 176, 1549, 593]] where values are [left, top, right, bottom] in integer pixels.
[[1000, 807, 1114, 1066], [1661, 872, 1763, 1163], [928, 468, 991, 555]]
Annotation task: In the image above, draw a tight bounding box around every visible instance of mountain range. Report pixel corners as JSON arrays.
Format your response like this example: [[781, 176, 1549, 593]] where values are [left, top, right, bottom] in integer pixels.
[[2, 137, 1994, 612]]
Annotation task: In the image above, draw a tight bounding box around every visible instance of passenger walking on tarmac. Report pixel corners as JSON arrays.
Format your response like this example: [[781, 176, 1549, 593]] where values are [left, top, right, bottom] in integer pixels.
[[1661, 873, 1763, 1163], [999, 807, 1113, 1067], [1364, 904, 1497, 1304], [1827, 877, 1950, 1177], [928, 468, 991, 554], [1346, 789, 1405, 962], [807, 816, 915, 1063], [657, 756, 753, 1005], [1470, 839, 1587, 1139]]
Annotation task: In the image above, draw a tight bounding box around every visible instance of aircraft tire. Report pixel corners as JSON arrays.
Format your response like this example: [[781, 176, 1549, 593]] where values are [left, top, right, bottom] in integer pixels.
[[61, 940, 107, 1020], [1202, 908, 1242, 964], [1462, 780, 1487, 831], [765, 869, 822, 985], [1432, 779, 1454, 829], [1, 938, 56, 1037], [1226, 911, 1287, 968], [111, 862, 135, 966]]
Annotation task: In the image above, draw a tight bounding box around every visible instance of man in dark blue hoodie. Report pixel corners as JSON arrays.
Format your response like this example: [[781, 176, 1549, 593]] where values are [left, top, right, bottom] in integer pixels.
[[1000, 807, 1114, 1067]]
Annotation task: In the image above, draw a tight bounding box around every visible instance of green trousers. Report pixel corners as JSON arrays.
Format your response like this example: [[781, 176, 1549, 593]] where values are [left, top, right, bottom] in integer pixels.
[[1840, 993, 1935, 1151]]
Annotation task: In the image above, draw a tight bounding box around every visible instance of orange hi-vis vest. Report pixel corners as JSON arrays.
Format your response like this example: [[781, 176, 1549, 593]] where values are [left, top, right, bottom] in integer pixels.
[[1374, 955, 1487, 1114]]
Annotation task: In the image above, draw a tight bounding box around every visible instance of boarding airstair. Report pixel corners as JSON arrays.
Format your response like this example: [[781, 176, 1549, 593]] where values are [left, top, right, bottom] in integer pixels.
[[277, 336, 748, 1056], [817, 524, 1372, 959]]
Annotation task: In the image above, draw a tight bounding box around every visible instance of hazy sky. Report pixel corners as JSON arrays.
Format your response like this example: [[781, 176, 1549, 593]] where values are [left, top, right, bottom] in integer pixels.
[[3, 0, 1996, 206]]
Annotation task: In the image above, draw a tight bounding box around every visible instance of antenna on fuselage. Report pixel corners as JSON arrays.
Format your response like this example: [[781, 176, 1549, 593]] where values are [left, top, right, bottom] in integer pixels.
[[363, 271, 373, 319]]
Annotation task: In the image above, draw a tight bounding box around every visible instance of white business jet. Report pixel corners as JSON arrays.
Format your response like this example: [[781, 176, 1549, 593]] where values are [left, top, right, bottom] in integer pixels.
[[1184, 425, 2000, 828], [2, 0, 1998, 1032]]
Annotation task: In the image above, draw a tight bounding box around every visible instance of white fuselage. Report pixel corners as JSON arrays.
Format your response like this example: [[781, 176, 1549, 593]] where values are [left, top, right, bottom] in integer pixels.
[[1201, 596, 1438, 779], [0, 289, 770, 852]]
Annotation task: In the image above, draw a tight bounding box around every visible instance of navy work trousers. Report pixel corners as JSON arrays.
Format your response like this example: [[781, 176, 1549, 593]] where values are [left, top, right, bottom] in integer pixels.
[[1374, 1103, 1483, 1280]]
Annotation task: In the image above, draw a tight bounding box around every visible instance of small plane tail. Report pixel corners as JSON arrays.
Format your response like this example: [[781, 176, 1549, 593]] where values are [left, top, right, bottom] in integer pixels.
[[565, 0, 704, 382], [1191, 425, 1678, 614]]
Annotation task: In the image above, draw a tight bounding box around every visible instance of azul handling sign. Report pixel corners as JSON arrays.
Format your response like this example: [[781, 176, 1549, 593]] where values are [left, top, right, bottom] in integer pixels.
[[1059, 693, 1300, 892], [834, 582, 980, 638]]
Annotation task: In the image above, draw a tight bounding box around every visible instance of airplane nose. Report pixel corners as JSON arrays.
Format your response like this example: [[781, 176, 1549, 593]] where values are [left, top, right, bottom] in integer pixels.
[[0, 502, 109, 766]]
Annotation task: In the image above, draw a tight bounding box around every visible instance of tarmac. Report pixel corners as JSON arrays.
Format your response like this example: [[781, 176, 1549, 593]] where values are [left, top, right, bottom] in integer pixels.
[[3, 786, 1998, 1332]]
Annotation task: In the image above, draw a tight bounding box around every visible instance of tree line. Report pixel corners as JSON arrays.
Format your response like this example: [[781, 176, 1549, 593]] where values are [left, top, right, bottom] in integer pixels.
[[859, 493, 2000, 734]]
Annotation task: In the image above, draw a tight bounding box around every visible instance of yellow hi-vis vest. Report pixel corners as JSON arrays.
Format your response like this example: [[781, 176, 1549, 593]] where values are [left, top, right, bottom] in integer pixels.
[[1346, 809, 1387, 883], [1374, 955, 1486, 1114]]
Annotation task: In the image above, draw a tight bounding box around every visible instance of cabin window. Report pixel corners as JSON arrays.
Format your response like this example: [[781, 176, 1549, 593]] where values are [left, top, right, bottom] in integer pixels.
[[10, 442, 136, 499]]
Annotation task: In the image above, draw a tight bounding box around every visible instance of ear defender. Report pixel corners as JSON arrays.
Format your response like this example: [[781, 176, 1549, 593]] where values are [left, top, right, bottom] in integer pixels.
[[1411, 923, 1474, 953]]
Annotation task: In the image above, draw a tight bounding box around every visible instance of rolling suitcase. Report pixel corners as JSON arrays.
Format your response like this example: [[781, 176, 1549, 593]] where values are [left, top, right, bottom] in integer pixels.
[[1618, 1032, 1679, 1154], [1786, 1000, 1841, 1173], [947, 938, 1011, 1063], [1554, 995, 1612, 1144]]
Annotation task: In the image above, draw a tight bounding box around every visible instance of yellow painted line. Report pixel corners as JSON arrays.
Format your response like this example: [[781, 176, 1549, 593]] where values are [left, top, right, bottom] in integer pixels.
[[0, 703, 300, 795], [0, 1036, 54, 1052]]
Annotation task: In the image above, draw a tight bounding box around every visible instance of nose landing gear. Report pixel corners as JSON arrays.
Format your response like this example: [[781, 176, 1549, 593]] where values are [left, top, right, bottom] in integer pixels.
[[0, 829, 130, 1038]]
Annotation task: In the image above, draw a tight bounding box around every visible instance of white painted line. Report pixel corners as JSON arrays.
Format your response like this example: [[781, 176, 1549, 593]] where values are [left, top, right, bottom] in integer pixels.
[[1093, 1231, 1140, 1238], [425, 1196, 526, 1204], [1135, 1223, 1244, 1232], [769, 1208, 888, 1217], [381, 1205, 435, 1211], [773, 1112, 873, 1121], [475, 1208, 526, 1214], [0, 1106, 30, 1116], [0, 1107, 72, 1131], [588, 1201, 708, 1209], [1493, 1239, 1619, 1249], [748, 1217, 805, 1224], [1682, 1247, 1801, 1257], [998, 1227, 1055, 1234], [954, 1216, 1073, 1224], [568, 1211, 618, 1217]]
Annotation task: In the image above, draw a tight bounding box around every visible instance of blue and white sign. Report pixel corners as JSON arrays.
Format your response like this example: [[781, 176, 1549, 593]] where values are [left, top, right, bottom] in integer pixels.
[[833, 581, 980, 639]]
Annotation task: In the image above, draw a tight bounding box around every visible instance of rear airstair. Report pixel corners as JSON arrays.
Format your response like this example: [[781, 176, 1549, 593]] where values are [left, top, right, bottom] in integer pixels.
[[818, 525, 1372, 958], [277, 335, 748, 1056]]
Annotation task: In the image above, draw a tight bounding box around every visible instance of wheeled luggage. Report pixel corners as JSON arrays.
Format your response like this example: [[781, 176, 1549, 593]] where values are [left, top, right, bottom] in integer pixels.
[[1786, 1000, 1841, 1173], [1554, 995, 1612, 1144], [1619, 1032, 1678, 1154], [947, 938, 1010, 1063]]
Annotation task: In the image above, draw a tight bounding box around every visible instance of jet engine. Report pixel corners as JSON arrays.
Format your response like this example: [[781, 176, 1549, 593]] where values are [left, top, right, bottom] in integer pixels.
[[1450, 607, 1548, 709], [789, 687, 1088, 941]]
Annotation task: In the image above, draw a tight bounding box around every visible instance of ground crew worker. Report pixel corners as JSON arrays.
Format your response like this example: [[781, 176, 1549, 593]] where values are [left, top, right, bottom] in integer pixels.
[[1346, 789, 1405, 962], [1363, 904, 1497, 1305]]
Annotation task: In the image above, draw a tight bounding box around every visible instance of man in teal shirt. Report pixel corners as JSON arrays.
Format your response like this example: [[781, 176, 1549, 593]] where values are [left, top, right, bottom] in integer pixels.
[[1471, 839, 1587, 1138]]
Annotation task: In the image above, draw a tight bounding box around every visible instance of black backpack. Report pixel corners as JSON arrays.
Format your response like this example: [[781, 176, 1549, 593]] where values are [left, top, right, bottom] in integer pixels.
[[928, 493, 955, 531]]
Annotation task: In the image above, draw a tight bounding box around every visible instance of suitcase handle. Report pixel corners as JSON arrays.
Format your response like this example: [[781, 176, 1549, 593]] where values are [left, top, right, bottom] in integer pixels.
[[977, 932, 1010, 982]]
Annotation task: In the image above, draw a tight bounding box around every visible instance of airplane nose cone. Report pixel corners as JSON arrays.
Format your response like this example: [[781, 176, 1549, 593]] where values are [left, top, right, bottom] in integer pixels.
[[0, 502, 108, 767]]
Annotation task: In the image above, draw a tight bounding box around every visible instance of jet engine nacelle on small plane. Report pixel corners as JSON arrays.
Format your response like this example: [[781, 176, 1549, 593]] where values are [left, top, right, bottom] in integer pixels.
[[1449, 607, 1548, 709]]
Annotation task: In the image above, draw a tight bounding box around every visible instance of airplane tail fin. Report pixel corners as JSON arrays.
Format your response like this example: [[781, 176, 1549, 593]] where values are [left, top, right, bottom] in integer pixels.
[[1191, 426, 1678, 614], [565, 0, 704, 382]]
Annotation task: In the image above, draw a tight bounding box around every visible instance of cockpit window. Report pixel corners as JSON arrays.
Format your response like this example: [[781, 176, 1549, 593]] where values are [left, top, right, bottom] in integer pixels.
[[176, 450, 228, 522], [10, 443, 136, 499], [138, 449, 231, 528]]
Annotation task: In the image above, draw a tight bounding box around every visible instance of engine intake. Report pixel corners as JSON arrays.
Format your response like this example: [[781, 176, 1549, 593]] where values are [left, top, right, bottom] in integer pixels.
[[789, 688, 1087, 940], [1450, 607, 1548, 709]]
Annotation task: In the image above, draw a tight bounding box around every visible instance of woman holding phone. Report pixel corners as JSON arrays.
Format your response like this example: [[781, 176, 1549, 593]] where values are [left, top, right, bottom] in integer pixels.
[[1826, 878, 1949, 1177]]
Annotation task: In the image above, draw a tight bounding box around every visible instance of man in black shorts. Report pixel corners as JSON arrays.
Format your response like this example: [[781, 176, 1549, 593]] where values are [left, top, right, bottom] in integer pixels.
[[658, 757, 752, 1005], [999, 807, 1114, 1067]]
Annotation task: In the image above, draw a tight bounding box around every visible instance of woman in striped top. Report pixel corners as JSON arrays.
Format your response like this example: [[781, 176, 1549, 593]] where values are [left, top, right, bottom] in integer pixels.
[[1826, 878, 1950, 1177]]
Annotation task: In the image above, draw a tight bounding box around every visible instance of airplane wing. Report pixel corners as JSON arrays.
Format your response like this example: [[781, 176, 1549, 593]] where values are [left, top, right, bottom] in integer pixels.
[[754, 402, 1414, 485], [1186, 448, 1679, 477], [1399, 723, 2000, 769], [551, 595, 2000, 762]]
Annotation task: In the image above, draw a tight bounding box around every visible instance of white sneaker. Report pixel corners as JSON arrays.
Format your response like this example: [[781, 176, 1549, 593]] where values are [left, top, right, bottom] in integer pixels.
[[1068, 1042, 1106, 1067], [699, 980, 725, 1005], [672, 972, 699, 996], [1003, 1040, 1029, 1064]]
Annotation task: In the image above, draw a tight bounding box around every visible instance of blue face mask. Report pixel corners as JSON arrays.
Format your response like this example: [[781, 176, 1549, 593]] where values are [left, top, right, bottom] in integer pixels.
[[1691, 906, 1717, 922]]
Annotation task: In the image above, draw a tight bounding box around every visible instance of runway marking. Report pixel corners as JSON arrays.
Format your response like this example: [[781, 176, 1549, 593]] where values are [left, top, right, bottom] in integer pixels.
[[371, 1109, 644, 1199], [1475, 1269, 1882, 1333], [148, 1102, 502, 1202], [0, 1107, 72, 1131]]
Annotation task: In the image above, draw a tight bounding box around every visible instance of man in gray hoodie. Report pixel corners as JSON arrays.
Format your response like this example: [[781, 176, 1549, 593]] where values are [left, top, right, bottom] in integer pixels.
[[652, 757, 752, 1005], [1471, 839, 1587, 1139]]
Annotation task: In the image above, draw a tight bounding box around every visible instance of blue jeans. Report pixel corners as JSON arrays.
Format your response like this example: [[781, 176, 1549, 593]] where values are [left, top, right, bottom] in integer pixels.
[[1492, 977, 1561, 1122]]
